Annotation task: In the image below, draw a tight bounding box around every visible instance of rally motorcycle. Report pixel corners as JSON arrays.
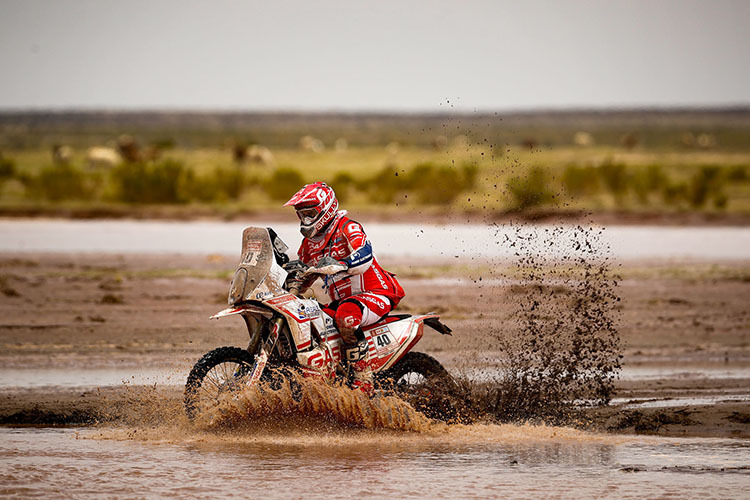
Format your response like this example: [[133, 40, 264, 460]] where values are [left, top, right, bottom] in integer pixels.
[[184, 227, 453, 420]]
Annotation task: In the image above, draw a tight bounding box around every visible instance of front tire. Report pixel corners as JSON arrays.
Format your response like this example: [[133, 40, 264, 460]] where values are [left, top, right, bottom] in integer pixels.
[[184, 346, 255, 421]]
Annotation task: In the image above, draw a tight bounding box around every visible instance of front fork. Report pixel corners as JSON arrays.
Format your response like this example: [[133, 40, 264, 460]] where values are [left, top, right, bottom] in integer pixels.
[[247, 317, 284, 386]]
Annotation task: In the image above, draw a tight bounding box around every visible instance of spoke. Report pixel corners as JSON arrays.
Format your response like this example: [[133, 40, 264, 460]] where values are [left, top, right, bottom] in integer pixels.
[[219, 362, 229, 382], [199, 384, 216, 398], [205, 370, 223, 390], [202, 377, 221, 394]]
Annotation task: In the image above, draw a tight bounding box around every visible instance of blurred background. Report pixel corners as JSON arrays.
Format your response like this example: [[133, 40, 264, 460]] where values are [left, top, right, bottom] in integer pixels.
[[0, 0, 748, 221]]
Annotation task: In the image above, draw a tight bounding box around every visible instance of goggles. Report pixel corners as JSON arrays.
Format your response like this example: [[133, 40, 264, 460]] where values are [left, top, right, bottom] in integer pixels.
[[295, 206, 319, 225]]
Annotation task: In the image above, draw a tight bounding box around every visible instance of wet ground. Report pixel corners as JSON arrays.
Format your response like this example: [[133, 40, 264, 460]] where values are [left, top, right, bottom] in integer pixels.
[[1, 222, 749, 497]]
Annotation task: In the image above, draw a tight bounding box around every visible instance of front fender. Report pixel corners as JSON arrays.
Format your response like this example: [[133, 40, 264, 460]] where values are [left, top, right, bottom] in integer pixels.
[[209, 304, 273, 320]]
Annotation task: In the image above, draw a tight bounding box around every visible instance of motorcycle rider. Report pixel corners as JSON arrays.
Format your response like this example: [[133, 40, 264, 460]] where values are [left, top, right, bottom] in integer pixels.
[[284, 182, 405, 392]]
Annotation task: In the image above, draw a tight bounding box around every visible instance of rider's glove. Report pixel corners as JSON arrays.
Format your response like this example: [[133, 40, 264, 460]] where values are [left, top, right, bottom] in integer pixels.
[[283, 259, 309, 274], [283, 259, 312, 293], [303, 255, 348, 277]]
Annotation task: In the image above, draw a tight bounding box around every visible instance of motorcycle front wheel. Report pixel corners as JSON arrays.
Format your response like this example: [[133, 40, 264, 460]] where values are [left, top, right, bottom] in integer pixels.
[[184, 346, 255, 421]]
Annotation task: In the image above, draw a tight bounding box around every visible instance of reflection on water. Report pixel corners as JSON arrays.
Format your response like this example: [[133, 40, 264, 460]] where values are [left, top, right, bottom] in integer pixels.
[[3, 364, 749, 396], [0, 367, 180, 389], [1, 427, 748, 499]]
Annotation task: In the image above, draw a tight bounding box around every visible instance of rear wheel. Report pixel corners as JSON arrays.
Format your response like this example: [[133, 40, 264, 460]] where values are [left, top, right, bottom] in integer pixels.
[[184, 346, 255, 421], [377, 352, 458, 420], [379, 351, 451, 390]]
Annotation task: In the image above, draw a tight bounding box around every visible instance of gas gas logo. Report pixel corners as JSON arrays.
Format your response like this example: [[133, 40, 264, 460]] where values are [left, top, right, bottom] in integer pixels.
[[306, 346, 341, 369]]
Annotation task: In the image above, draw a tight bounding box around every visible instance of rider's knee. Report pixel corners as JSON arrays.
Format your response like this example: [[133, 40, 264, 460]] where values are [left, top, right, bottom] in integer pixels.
[[335, 301, 363, 329]]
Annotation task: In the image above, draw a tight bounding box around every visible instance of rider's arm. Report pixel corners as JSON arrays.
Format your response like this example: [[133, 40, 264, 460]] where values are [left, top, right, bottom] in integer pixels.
[[340, 222, 373, 276]]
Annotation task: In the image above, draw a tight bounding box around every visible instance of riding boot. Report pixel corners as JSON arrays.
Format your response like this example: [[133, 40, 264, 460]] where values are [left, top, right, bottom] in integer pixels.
[[340, 328, 373, 394]]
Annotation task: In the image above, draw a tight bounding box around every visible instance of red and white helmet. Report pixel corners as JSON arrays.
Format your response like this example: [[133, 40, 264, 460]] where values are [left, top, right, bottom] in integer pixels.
[[284, 182, 339, 238]]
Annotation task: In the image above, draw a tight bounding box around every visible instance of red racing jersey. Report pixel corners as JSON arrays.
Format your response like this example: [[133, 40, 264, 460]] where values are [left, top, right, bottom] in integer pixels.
[[297, 214, 405, 305]]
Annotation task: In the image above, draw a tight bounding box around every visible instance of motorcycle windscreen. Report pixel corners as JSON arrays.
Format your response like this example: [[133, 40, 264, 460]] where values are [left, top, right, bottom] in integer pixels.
[[228, 227, 278, 304]]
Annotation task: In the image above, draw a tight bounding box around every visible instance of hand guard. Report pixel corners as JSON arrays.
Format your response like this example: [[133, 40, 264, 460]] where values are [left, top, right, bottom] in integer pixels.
[[283, 259, 312, 293], [303, 255, 347, 277], [282, 259, 309, 274]]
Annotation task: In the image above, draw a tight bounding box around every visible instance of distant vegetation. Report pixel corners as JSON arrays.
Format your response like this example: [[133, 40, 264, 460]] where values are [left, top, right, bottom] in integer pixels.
[[1, 109, 749, 218]]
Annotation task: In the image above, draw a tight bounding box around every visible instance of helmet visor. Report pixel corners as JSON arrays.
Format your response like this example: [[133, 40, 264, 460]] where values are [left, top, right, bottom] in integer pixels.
[[295, 206, 319, 225]]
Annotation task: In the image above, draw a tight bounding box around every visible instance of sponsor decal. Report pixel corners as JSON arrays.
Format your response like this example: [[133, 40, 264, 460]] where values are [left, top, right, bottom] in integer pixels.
[[304, 302, 321, 318], [243, 251, 260, 266], [268, 294, 296, 305], [370, 326, 389, 336], [246, 241, 263, 252], [361, 295, 385, 309], [372, 267, 388, 289], [255, 291, 273, 300], [305, 345, 341, 369], [296, 305, 307, 319]]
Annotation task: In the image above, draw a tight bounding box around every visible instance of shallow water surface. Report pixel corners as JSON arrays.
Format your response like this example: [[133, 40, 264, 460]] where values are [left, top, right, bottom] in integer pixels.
[[1, 427, 748, 499], [2, 219, 749, 260], [3, 364, 750, 391]]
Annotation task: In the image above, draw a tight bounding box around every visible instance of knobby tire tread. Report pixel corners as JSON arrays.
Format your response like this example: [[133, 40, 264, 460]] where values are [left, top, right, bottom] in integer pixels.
[[184, 346, 254, 420]]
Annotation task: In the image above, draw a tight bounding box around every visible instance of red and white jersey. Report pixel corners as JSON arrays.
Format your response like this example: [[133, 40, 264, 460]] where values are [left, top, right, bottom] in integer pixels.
[[297, 214, 405, 305]]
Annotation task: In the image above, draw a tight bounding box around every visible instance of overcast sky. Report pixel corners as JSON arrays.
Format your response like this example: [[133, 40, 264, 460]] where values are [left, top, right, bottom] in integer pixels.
[[0, 0, 748, 112]]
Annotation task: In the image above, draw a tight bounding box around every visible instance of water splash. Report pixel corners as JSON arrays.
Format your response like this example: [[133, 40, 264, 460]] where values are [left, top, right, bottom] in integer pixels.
[[194, 376, 432, 432]]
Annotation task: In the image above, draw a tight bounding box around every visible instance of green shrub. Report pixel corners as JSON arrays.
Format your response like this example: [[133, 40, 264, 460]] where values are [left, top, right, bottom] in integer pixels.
[[331, 172, 356, 202], [688, 165, 724, 209], [110, 159, 187, 204], [727, 165, 748, 182], [264, 167, 304, 201], [26, 164, 92, 201], [598, 160, 629, 198], [412, 165, 464, 204], [506, 167, 554, 210], [0, 156, 15, 179], [366, 166, 405, 203], [631, 164, 666, 205], [562, 164, 600, 196], [713, 192, 728, 209], [182, 166, 247, 202], [461, 163, 479, 190], [662, 182, 688, 206], [366, 162, 479, 205], [214, 166, 246, 200], [151, 138, 176, 150]]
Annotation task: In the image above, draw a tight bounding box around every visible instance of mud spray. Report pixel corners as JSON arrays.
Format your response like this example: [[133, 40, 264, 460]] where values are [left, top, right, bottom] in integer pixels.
[[453, 223, 623, 424], [90, 223, 621, 444], [92, 375, 621, 447]]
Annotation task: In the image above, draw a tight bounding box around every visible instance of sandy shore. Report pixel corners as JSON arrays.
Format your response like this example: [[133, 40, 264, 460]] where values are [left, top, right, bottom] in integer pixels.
[[1, 252, 749, 438]]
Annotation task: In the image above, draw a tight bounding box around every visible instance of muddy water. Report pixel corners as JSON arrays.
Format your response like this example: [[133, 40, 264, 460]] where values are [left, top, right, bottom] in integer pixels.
[[1, 426, 749, 499], [2, 219, 749, 259], [4, 364, 750, 388]]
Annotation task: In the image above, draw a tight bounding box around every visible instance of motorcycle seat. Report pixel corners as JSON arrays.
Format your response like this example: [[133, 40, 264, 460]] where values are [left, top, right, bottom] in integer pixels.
[[369, 313, 412, 328]]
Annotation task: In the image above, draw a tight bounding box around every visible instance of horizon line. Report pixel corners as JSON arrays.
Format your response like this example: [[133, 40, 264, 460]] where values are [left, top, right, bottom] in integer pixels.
[[1, 103, 750, 116]]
